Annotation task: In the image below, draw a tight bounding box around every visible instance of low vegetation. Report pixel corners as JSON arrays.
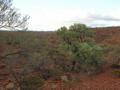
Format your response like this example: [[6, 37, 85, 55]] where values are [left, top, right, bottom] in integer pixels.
[[0, 23, 107, 89], [0, 0, 120, 89]]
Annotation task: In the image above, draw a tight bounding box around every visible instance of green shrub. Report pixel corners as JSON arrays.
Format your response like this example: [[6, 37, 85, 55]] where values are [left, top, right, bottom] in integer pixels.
[[112, 70, 120, 77], [109, 45, 120, 66], [57, 23, 105, 74], [20, 75, 44, 90]]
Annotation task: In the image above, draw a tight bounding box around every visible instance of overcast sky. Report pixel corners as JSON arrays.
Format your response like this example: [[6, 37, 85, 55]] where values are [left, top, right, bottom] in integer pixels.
[[13, 0, 120, 31]]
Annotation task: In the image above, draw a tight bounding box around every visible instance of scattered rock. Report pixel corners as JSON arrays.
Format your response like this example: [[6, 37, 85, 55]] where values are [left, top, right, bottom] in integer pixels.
[[5, 82, 15, 90], [61, 75, 69, 82], [51, 83, 57, 89]]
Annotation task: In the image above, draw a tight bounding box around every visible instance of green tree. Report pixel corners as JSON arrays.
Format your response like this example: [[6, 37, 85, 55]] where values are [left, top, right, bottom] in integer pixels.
[[69, 23, 95, 42], [57, 23, 104, 74]]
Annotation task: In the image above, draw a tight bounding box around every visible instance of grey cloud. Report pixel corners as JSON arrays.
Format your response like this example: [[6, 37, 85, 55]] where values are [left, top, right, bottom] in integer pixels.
[[89, 14, 120, 21], [89, 23, 110, 27], [63, 14, 120, 27]]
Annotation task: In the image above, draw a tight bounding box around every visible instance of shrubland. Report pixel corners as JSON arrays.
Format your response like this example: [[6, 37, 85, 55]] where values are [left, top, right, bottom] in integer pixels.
[[0, 23, 106, 89]]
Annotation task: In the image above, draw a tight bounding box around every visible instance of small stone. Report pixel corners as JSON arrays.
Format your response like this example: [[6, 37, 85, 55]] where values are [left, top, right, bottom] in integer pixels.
[[51, 84, 57, 89], [61, 75, 69, 82], [5, 82, 14, 90]]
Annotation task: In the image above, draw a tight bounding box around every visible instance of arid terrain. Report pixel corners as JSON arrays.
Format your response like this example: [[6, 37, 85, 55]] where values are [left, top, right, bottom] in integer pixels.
[[43, 27, 120, 90], [0, 27, 120, 90]]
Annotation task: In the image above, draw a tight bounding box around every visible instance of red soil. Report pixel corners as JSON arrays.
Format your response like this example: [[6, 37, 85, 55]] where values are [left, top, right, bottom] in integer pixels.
[[43, 68, 120, 90], [43, 27, 120, 90], [95, 27, 120, 45], [79, 70, 120, 90], [0, 44, 15, 89], [1, 27, 120, 89]]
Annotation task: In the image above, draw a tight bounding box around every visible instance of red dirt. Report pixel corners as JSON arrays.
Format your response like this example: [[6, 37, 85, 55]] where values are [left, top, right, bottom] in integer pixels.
[[0, 44, 15, 89], [1, 27, 120, 89], [79, 70, 120, 90], [43, 68, 120, 90], [43, 27, 120, 90], [94, 27, 120, 45]]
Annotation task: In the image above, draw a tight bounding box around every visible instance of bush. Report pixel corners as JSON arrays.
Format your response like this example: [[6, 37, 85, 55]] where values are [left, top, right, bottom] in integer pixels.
[[20, 75, 44, 90], [109, 45, 120, 66], [57, 23, 105, 74], [112, 70, 120, 77], [75, 43, 104, 74], [40, 68, 61, 80]]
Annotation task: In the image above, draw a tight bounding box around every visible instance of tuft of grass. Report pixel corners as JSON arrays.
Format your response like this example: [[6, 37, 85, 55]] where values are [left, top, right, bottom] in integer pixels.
[[112, 70, 120, 77]]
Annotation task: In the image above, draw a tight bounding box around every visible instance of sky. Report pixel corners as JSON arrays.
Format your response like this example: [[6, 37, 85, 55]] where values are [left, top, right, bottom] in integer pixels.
[[13, 0, 120, 31]]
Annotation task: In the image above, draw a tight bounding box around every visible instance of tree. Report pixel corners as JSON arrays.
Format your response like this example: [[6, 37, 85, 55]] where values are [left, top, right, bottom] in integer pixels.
[[0, 0, 29, 30], [69, 23, 95, 42], [57, 23, 104, 74]]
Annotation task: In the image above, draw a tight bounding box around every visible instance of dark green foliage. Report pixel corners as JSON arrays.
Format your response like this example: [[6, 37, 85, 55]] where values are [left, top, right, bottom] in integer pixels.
[[57, 23, 104, 74], [69, 24, 95, 42], [20, 75, 44, 90], [57, 23, 95, 44], [74, 43, 104, 73]]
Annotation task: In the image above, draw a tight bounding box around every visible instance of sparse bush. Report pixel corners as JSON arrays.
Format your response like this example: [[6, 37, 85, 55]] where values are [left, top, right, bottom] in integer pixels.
[[40, 68, 62, 80], [107, 45, 120, 68], [75, 43, 104, 74], [20, 75, 44, 90], [112, 70, 120, 77]]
